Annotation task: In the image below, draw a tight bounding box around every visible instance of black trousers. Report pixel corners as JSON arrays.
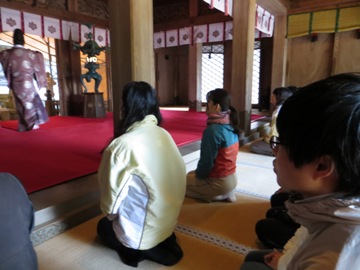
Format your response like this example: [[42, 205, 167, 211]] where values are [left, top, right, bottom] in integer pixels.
[[255, 192, 300, 249], [97, 217, 183, 268], [240, 250, 273, 270]]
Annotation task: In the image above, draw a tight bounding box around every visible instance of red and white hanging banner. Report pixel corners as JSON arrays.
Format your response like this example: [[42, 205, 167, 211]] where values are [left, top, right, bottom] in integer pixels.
[[254, 29, 271, 39], [153, 18, 274, 49], [255, 5, 274, 36], [227, 0, 233, 16], [61, 20, 71, 41], [1, 8, 21, 32], [212, 0, 228, 15], [1, 4, 273, 49], [225, 21, 233, 40], [165, 29, 178, 47], [208, 22, 224, 42], [179, 27, 191, 46], [154, 31, 165, 49], [0, 7, 109, 45], [203, 1, 274, 36], [203, 0, 232, 16], [106, 29, 110, 46], [23, 12, 42, 37], [44, 16, 61, 39], [80, 24, 93, 43], [193, 24, 208, 44], [154, 0, 275, 49], [94, 27, 107, 47], [70, 22, 80, 42]]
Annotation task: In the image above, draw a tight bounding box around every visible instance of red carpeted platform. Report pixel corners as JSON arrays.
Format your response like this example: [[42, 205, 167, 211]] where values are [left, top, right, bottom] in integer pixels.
[[251, 114, 266, 122], [0, 111, 207, 193]]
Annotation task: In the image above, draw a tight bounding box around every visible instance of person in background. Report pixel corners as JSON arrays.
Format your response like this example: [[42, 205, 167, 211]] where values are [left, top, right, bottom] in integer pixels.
[[240, 73, 360, 270], [186, 88, 243, 202], [250, 87, 295, 156], [0, 173, 38, 270], [0, 28, 48, 131], [97, 81, 186, 267], [252, 87, 299, 250]]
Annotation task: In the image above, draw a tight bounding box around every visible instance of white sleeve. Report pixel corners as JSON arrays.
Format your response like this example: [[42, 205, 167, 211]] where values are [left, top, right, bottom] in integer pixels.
[[277, 226, 309, 270]]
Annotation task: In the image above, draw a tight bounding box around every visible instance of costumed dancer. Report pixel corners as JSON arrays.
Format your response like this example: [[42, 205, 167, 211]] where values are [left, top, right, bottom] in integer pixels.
[[0, 28, 48, 131]]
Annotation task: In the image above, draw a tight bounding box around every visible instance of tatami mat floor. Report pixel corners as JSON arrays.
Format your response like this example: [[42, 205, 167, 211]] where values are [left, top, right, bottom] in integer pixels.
[[34, 143, 279, 270]]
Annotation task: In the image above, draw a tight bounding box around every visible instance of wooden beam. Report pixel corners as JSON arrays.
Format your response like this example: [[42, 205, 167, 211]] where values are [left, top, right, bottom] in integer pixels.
[[66, 0, 78, 13], [154, 13, 231, 32], [189, 0, 198, 18]]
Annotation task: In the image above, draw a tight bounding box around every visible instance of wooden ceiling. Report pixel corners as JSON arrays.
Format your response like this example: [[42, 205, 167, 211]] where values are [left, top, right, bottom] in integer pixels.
[[289, 0, 360, 13], [152, 0, 360, 16]]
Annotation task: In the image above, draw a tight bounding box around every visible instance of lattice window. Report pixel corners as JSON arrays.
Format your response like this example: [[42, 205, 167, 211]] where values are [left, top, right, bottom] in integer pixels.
[[201, 44, 224, 102], [252, 41, 261, 105], [202, 42, 261, 106]]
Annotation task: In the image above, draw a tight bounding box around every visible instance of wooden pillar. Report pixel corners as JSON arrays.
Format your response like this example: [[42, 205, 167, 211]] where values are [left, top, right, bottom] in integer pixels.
[[223, 41, 233, 92], [188, 43, 202, 111], [271, 15, 288, 103], [188, 0, 202, 111], [108, 0, 155, 135], [231, 0, 256, 134], [55, 39, 82, 116], [258, 0, 289, 109], [105, 46, 113, 112], [331, 33, 340, 76]]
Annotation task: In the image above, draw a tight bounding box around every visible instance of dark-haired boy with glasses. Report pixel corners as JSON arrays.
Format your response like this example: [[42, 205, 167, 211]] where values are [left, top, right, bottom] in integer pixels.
[[240, 73, 360, 270]]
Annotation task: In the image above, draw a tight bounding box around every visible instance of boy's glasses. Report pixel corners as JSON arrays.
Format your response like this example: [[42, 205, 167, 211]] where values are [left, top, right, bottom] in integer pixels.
[[269, 136, 286, 150]]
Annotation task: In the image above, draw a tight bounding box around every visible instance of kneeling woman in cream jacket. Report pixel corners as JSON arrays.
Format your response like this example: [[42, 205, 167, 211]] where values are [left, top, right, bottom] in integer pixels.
[[97, 81, 186, 267]]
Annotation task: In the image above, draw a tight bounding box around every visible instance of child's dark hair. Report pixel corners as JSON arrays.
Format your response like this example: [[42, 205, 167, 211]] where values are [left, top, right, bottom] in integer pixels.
[[116, 81, 162, 137], [206, 88, 243, 136], [277, 73, 360, 195]]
